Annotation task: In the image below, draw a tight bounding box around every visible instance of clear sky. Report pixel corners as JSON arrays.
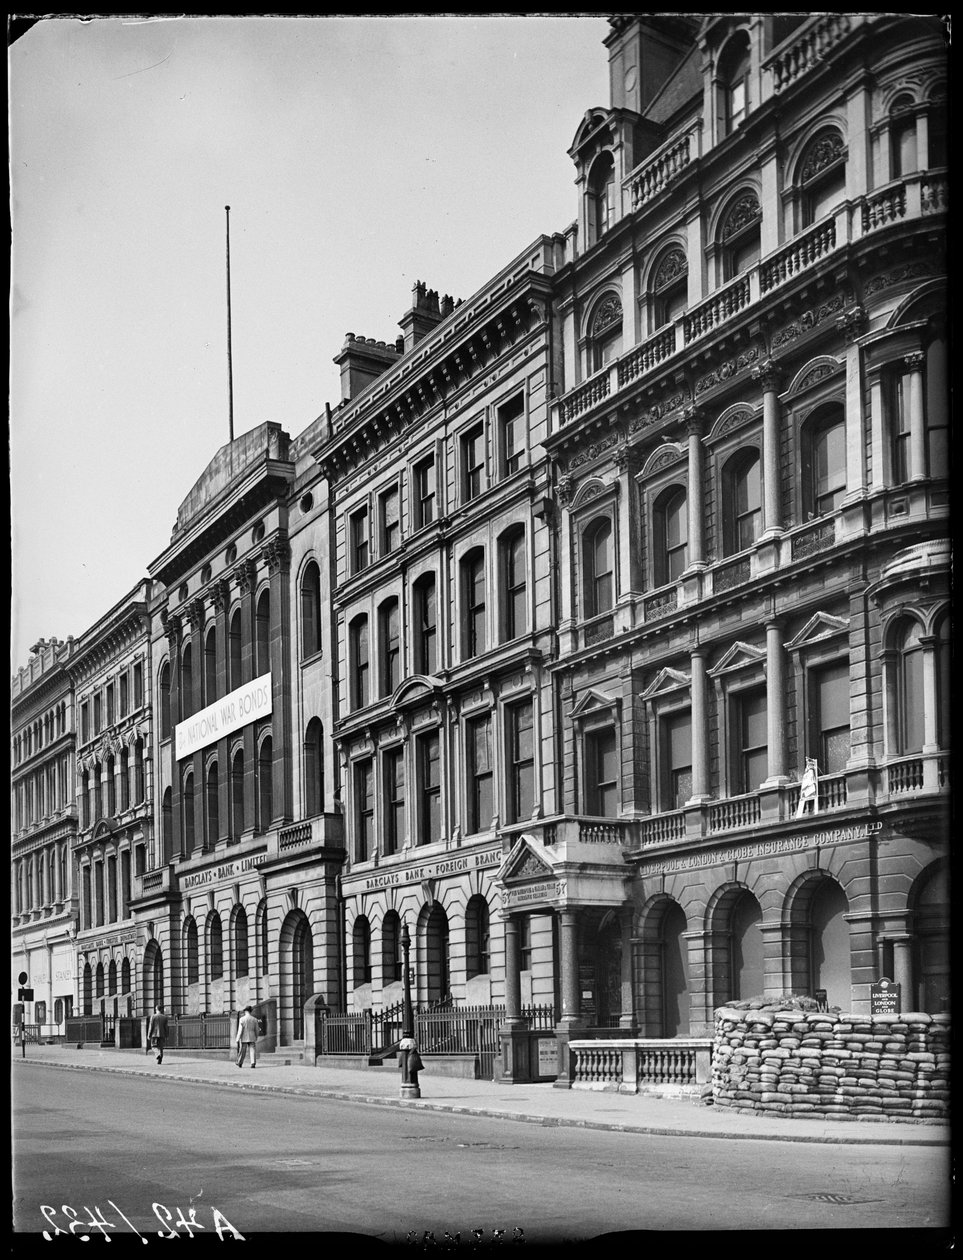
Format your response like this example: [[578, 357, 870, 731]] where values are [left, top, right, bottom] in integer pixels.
[[9, 13, 611, 669]]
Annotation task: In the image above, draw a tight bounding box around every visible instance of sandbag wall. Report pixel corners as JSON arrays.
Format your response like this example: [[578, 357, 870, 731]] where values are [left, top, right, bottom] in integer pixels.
[[711, 1000, 950, 1122]]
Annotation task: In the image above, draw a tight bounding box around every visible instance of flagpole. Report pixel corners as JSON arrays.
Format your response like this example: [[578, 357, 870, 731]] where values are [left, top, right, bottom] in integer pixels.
[[226, 205, 235, 443]]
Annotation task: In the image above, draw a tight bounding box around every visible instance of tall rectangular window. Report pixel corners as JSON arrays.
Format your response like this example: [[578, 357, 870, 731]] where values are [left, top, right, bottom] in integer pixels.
[[519, 914, 532, 972], [463, 551, 487, 659], [119, 673, 129, 718], [585, 727, 619, 817], [349, 507, 369, 574], [662, 711, 692, 810], [94, 694, 102, 736], [498, 394, 525, 477], [467, 715, 493, 834], [379, 600, 401, 697], [380, 486, 400, 556], [106, 683, 114, 726], [461, 424, 485, 502], [811, 661, 850, 775], [354, 759, 374, 862], [350, 617, 369, 710], [413, 455, 436, 529], [418, 731, 441, 845], [383, 747, 405, 856], [501, 530, 526, 642], [133, 662, 143, 709], [415, 576, 437, 675], [81, 703, 89, 744], [890, 370, 911, 484], [734, 687, 768, 794], [507, 702, 535, 824]]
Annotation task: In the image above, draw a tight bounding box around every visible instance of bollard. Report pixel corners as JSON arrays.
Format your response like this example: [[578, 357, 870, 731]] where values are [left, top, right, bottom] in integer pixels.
[[398, 1035, 422, 1100]]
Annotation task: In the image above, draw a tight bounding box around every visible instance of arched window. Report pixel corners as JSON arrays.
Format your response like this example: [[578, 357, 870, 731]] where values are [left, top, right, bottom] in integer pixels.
[[349, 615, 369, 710], [205, 626, 217, 706], [121, 956, 131, 995], [797, 128, 846, 228], [108, 959, 117, 995], [802, 404, 846, 518], [722, 450, 762, 555], [229, 610, 242, 691], [461, 549, 487, 659], [181, 643, 193, 718], [160, 663, 171, 741], [926, 88, 947, 168], [134, 738, 144, 804], [81, 769, 90, 828], [209, 913, 223, 981], [588, 150, 616, 244], [106, 754, 116, 816], [185, 917, 199, 986], [500, 527, 527, 642], [83, 963, 93, 1015], [379, 598, 401, 697], [925, 335, 948, 476], [650, 246, 688, 331], [96, 962, 105, 999], [382, 910, 402, 984], [162, 787, 173, 862], [304, 718, 324, 817], [183, 772, 195, 857], [93, 761, 103, 822], [936, 616, 950, 749], [206, 761, 219, 846], [231, 749, 245, 841], [894, 621, 925, 755], [889, 94, 917, 178], [589, 292, 623, 371], [255, 898, 269, 976], [414, 574, 437, 675], [654, 487, 688, 586], [255, 590, 270, 676], [353, 915, 372, 986], [258, 737, 273, 833], [466, 895, 491, 979], [301, 561, 322, 659], [717, 29, 750, 138], [719, 190, 761, 281], [119, 746, 129, 812], [583, 518, 613, 618], [234, 905, 249, 979]]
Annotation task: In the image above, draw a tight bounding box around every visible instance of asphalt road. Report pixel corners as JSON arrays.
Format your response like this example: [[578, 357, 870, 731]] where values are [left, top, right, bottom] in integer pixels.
[[13, 1064, 951, 1244]]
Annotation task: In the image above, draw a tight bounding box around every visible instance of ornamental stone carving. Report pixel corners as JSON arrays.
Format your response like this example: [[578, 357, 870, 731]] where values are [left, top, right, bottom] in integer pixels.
[[653, 247, 687, 291], [591, 292, 623, 338], [799, 130, 844, 184], [751, 359, 782, 393], [261, 538, 291, 575], [720, 192, 761, 241], [233, 560, 256, 594]]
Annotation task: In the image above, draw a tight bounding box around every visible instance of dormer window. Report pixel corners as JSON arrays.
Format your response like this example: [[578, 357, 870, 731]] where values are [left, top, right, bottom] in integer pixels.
[[589, 292, 623, 372], [588, 151, 616, 245]]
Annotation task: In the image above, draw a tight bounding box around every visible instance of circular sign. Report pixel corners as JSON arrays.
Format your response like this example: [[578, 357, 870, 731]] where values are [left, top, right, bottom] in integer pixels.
[[18, 971, 28, 985]]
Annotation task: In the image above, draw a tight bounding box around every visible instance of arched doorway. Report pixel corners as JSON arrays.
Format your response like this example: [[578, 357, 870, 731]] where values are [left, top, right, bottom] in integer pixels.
[[142, 940, 164, 1015], [913, 864, 949, 1013], [661, 902, 690, 1037], [787, 874, 850, 1009], [422, 904, 450, 1004], [279, 910, 313, 1043], [731, 890, 764, 1001]]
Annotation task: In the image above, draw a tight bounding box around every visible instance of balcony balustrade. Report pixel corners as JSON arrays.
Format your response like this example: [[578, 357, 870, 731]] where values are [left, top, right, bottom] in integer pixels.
[[555, 177, 944, 430], [768, 15, 854, 94], [625, 129, 697, 211]]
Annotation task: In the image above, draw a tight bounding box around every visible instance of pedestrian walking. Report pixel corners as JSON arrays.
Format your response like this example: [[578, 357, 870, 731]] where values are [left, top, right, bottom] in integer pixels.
[[147, 1004, 169, 1065], [235, 1007, 259, 1068]]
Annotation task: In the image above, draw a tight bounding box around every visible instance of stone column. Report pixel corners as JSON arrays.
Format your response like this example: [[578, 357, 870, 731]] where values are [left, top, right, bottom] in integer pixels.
[[764, 620, 788, 783], [559, 908, 580, 1023], [503, 915, 522, 1024], [683, 407, 705, 568], [164, 613, 182, 857], [212, 581, 232, 843], [263, 538, 293, 827], [186, 599, 206, 851], [618, 905, 638, 1031], [689, 649, 710, 801], [752, 360, 783, 532], [838, 306, 868, 501], [904, 351, 927, 481], [890, 934, 914, 1005], [234, 561, 257, 835]]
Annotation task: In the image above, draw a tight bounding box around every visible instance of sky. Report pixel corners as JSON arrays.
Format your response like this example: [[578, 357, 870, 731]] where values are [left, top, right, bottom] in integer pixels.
[[9, 13, 611, 669]]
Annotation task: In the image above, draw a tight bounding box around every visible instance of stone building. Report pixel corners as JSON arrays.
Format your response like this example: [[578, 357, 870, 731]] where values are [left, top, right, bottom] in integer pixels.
[[542, 14, 949, 1055], [131, 421, 343, 1047], [69, 580, 153, 1024], [11, 637, 78, 1033]]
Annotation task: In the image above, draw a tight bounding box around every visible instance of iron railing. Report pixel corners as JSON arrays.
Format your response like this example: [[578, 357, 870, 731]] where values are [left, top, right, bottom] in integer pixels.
[[168, 1013, 233, 1050]]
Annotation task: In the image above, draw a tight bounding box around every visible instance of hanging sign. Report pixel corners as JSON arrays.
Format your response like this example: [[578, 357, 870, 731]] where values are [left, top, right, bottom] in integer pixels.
[[175, 673, 272, 759]]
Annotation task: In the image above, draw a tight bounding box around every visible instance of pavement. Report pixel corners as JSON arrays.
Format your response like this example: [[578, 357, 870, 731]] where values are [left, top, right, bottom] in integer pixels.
[[13, 1041, 949, 1147]]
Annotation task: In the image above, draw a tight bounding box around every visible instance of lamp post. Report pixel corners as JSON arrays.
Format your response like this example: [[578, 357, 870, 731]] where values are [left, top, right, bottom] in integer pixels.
[[399, 922, 421, 1099]]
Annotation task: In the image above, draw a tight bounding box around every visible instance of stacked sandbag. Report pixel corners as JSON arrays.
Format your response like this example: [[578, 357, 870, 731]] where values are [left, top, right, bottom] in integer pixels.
[[711, 998, 949, 1123]]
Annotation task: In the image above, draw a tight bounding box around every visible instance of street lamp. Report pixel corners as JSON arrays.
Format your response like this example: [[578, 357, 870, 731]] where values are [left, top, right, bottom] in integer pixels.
[[399, 922, 421, 1099]]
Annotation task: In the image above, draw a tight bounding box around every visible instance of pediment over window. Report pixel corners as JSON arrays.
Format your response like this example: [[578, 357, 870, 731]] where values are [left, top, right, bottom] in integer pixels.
[[709, 404, 758, 440], [570, 688, 620, 721], [708, 641, 766, 677], [570, 478, 612, 511], [91, 818, 119, 841], [570, 109, 614, 155], [784, 612, 849, 653], [391, 675, 443, 712], [785, 356, 844, 399], [641, 666, 690, 700], [497, 835, 556, 885], [640, 443, 686, 479]]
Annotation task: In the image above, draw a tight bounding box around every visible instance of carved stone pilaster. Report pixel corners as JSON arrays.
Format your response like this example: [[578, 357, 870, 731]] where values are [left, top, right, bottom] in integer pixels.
[[261, 538, 291, 575], [233, 560, 256, 594], [835, 305, 867, 343], [209, 580, 230, 613], [557, 474, 573, 507], [161, 611, 181, 654], [185, 599, 205, 632]]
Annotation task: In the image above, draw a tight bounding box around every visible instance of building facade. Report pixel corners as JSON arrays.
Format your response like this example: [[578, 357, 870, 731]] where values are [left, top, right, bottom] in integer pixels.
[[69, 580, 153, 1022], [11, 637, 78, 1034], [12, 15, 949, 1074]]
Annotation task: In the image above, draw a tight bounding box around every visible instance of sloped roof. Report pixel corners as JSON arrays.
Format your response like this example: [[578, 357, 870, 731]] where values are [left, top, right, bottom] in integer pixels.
[[644, 44, 702, 127]]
